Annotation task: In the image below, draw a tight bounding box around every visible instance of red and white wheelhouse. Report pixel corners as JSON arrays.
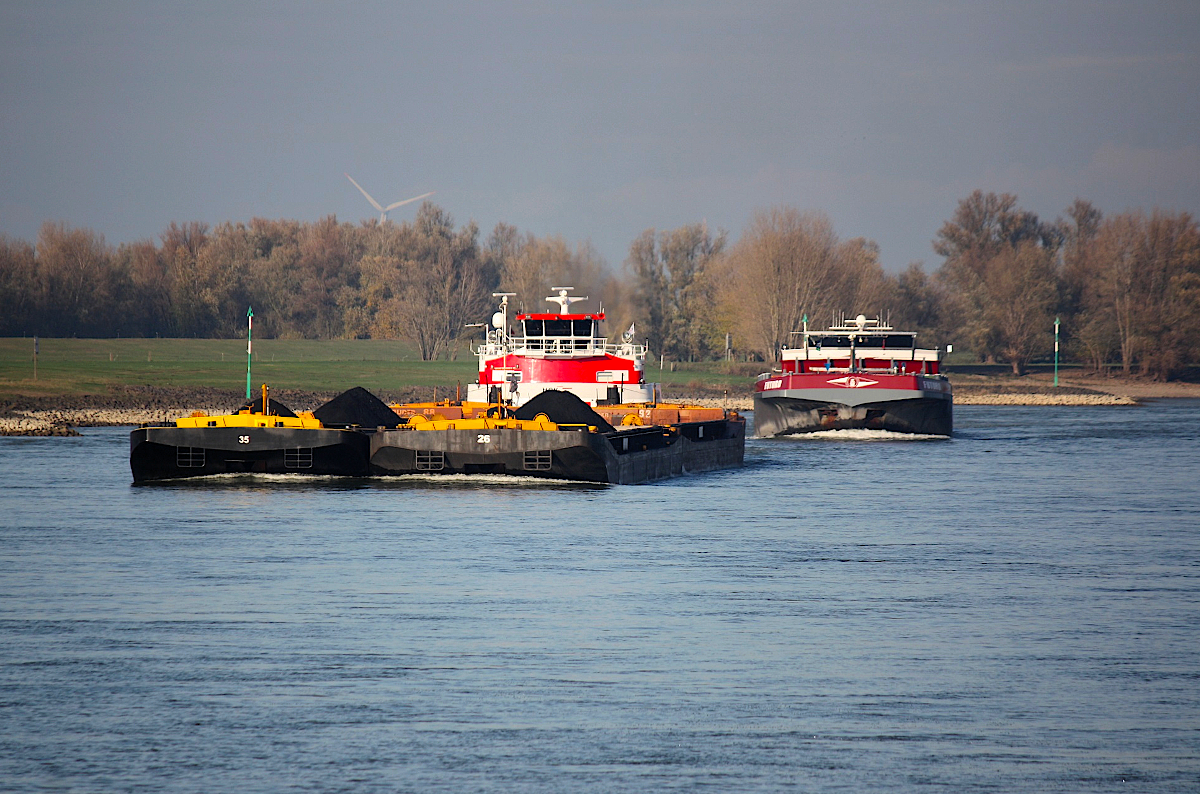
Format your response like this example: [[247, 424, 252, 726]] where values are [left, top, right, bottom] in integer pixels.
[[464, 289, 656, 407]]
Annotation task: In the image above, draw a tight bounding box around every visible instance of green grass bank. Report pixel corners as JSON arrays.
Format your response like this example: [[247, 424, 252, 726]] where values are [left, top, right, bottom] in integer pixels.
[[0, 338, 760, 402]]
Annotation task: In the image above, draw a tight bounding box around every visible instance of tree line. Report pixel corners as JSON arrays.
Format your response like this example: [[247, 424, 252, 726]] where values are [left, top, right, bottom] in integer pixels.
[[2, 193, 1197, 378], [929, 192, 1199, 379]]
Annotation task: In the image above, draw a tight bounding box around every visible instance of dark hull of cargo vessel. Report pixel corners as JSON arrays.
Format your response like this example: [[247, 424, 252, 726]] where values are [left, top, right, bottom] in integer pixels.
[[370, 418, 745, 484], [754, 394, 952, 437], [129, 426, 371, 483]]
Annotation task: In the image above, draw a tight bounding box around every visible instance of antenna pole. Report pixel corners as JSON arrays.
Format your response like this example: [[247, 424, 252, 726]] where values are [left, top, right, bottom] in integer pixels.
[[246, 306, 253, 400], [1054, 316, 1060, 387]]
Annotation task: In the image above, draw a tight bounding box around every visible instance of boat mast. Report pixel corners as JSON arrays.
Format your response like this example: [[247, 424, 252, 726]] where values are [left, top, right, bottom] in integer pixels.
[[491, 292, 516, 345], [849, 314, 866, 373], [246, 306, 253, 400]]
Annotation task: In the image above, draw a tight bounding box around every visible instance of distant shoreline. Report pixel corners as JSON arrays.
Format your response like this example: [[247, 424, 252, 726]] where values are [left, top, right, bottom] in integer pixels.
[[3, 376, 1197, 436]]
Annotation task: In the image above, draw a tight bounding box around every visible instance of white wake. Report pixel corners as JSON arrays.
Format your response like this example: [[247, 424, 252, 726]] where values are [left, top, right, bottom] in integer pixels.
[[778, 428, 948, 442]]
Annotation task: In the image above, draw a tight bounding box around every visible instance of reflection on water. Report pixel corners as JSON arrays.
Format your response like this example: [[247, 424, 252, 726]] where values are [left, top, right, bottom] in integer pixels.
[[367, 472, 608, 491], [2, 402, 1199, 792], [133, 471, 607, 492]]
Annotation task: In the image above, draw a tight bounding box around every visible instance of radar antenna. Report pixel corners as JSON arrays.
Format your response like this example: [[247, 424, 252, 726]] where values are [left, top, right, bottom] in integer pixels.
[[546, 287, 587, 313]]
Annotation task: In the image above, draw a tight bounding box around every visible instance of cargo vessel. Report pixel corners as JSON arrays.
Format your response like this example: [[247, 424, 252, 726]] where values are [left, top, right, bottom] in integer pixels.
[[754, 314, 952, 436]]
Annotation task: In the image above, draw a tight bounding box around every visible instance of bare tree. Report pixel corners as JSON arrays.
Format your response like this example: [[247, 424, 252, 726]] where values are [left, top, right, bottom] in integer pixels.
[[1128, 210, 1200, 380], [625, 224, 725, 361], [626, 230, 667, 353], [36, 222, 113, 336], [294, 215, 357, 338], [984, 242, 1058, 375], [1092, 212, 1148, 375], [832, 236, 890, 317], [358, 205, 495, 359], [934, 191, 1062, 366], [0, 235, 39, 335], [721, 209, 843, 361], [503, 234, 572, 314], [113, 239, 170, 337], [890, 262, 948, 342]]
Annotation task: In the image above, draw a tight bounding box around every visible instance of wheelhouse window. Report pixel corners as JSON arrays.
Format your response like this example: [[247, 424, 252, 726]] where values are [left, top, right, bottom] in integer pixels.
[[808, 333, 915, 349], [523, 316, 597, 345], [857, 335, 917, 348], [809, 335, 852, 348]]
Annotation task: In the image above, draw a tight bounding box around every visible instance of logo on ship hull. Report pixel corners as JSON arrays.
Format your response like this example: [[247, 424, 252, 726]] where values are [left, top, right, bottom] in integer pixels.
[[827, 376, 878, 388]]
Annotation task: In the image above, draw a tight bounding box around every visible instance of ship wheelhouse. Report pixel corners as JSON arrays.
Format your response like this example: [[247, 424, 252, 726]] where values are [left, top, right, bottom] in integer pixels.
[[517, 314, 602, 354], [465, 289, 656, 407], [780, 315, 943, 376]]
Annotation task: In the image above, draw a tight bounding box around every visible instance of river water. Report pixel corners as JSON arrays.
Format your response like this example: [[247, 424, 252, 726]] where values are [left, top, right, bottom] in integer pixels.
[[2, 402, 1198, 792]]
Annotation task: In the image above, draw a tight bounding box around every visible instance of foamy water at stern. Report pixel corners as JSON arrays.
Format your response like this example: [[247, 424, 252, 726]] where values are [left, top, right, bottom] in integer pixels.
[[2, 401, 1198, 792]]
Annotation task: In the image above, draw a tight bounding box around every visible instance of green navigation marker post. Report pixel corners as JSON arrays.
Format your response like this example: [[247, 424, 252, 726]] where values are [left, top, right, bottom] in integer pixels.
[[1053, 316, 1060, 387], [246, 306, 254, 400]]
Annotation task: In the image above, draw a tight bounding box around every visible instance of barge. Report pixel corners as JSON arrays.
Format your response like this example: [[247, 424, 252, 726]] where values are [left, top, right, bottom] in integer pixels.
[[129, 386, 395, 483], [372, 390, 744, 484]]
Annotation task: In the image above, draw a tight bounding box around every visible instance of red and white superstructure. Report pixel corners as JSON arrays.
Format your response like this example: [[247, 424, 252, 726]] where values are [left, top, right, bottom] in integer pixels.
[[754, 314, 953, 436], [465, 289, 656, 407]]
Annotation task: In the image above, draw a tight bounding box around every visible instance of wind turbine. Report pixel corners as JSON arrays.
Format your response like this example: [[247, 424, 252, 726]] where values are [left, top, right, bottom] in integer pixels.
[[345, 173, 434, 222]]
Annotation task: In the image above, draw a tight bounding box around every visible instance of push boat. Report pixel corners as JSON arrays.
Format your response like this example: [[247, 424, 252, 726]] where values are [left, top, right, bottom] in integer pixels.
[[371, 289, 745, 482], [753, 314, 952, 437]]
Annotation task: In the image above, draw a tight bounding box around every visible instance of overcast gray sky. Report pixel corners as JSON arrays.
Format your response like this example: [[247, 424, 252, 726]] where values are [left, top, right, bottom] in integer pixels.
[[2, 1, 1197, 273]]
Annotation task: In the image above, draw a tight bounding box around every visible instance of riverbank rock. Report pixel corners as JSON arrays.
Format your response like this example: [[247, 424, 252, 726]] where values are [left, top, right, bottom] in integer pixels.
[[679, 396, 754, 411], [0, 413, 81, 436], [956, 393, 1137, 405], [951, 379, 1138, 405]]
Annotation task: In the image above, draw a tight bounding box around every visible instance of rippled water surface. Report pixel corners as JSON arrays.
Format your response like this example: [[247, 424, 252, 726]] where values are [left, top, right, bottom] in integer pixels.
[[3, 402, 1199, 792]]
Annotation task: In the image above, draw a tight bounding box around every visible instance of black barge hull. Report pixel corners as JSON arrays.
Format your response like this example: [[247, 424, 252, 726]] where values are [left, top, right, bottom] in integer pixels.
[[370, 419, 745, 484], [130, 426, 371, 483], [754, 395, 952, 437]]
